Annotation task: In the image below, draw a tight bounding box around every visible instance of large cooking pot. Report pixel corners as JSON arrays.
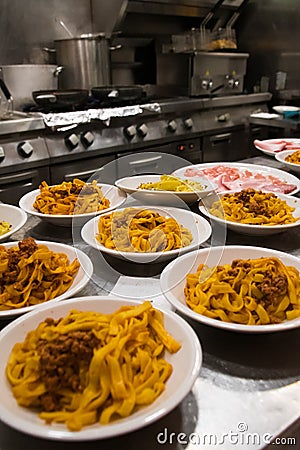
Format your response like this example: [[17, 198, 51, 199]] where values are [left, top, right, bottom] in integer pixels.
[[0, 65, 62, 110], [53, 34, 117, 90]]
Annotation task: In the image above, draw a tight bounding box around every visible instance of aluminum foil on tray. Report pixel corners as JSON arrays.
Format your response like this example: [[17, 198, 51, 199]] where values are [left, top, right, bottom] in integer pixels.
[[41, 103, 161, 131]]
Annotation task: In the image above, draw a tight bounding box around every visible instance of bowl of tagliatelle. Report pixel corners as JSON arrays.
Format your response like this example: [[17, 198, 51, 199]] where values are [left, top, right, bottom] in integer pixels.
[[0, 297, 202, 440], [275, 149, 300, 175], [115, 174, 217, 205], [160, 245, 300, 333], [0, 203, 27, 242], [19, 179, 127, 227], [199, 188, 300, 235], [81, 205, 212, 263], [0, 237, 93, 318]]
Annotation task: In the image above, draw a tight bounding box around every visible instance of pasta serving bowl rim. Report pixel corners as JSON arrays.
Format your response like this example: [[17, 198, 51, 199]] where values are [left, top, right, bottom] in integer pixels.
[[81, 205, 212, 263], [275, 150, 300, 175], [160, 245, 300, 333], [0, 296, 202, 441], [198, 190, 300, 236], [115, 174, 217, 204], [0, 240, 93, 318], [0, 203, 27, 242], [18, 183, 127, 227]]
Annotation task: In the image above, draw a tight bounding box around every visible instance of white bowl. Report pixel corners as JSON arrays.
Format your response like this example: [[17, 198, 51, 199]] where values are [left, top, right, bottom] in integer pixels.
[[19, 183, 127, 227], [273, 105, 300, 114], [199, 190, 300, 236], [160, 246, 300, 333], [0, 296, 202, 441], [81, 205, 212, 263], [275, 150, 300, 175], [0, 203, 27, 241], [115, 174, 217, 205], [0, 240, 93, 318]]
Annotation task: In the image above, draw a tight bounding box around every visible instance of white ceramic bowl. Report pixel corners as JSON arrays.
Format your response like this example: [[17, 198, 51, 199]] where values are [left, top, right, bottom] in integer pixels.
[[81, 205, 212, 263], [0, 296, 202, 441], [0, 203, 27, 241], [275, 150, 300, 175], [199, 190, 300, 236], [19, 183, 127, 227], [273, 105, 300, 114], [115, 174, 217, 205], [0, 240, 93, 318], [160, 246, 300, 333]]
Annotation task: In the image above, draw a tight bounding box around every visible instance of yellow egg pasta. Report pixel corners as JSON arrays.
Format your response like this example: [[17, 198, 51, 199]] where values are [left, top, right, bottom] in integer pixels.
[[6, 301, 181, 431], [33, 179, 110, 215], [185, 257, 300, 325], [138, 175, 206, 192], [0, 237, 80, 310], [285, 150, 300, 164], [0, 220, 11, 236], [96, 208, 193, 252], [209, 189, 299, 225]]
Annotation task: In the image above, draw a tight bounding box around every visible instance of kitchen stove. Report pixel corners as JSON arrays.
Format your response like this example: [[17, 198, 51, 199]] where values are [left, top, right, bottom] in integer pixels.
[[0, 92, 271, 205]]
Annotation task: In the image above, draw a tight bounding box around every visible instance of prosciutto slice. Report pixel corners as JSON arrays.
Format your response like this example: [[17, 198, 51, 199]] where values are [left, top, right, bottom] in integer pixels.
[[254, 139, 300, 153], [183, 165, 297, 194]]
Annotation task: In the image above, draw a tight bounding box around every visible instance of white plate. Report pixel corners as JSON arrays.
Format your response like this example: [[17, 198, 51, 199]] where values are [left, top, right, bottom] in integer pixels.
[[115, 174, 217, 205], [0, 203, 27, 242], [0, 240, 93, 318], [254, 138, 300, 156], [275, 150, 300, 174], [81, 205, 212, 263], [19, 183, 127, 227], [173, 162, 300, 194], [160, 246, 300, 333], [0, 296, 202, 441], [273, 105, 300, 114], [199, 190, 300, 235]]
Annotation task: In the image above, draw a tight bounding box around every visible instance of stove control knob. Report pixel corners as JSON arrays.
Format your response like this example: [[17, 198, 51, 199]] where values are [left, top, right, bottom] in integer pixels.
[[65, 133, 79, 150], [17, 141, 33, 158], [183, 118, 194, 130], [137, 123, 148, 138], [167, 120, 177, 132], [201, 79, 213, 90], [0, 146, 5, 162], [124, 125, 137, 140], [81, 131, 95, 148]]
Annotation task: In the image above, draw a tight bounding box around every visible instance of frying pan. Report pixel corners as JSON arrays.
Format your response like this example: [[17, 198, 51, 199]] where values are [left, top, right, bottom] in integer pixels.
[[32, 89, 89, 109], [91, 85, 144, 104]]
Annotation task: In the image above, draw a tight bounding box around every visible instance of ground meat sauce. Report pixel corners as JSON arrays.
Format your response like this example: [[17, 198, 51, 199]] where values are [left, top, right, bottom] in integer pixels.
[[37, 320, 100, 412], [0, 237, 38, 285]]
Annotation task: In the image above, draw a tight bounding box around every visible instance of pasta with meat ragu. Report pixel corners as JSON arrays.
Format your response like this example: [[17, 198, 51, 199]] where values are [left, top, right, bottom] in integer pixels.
[[184, 257, 300, 325], [209, 189, 299, 225], [33, 179, 110, 215], [0, 237, 80, 310], [6, 301, 181, 431], [96, 208, 193, 252], [285, 150, 300, 164]]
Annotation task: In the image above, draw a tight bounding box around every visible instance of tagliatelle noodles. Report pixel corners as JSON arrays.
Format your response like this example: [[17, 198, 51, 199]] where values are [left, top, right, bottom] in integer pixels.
[[6, 301, 181, 431], [209, 189, 299, 225], [33, 179, 110, 215], [286, 150, 300, 165], [96, 208, 193, 252], [185, 257, 300, 325]]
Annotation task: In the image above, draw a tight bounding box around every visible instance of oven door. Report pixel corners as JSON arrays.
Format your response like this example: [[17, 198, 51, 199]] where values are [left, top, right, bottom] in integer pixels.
[[202, 127, 249, 162], [0, 167, 50, 206]]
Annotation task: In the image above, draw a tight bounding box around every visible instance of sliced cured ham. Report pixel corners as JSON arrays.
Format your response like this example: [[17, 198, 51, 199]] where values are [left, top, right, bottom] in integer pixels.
[[254, 139, 300, 153]]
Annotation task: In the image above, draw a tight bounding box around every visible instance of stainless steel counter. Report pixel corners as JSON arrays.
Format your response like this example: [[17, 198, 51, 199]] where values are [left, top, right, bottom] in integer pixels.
[[1, 155, 300, 449]]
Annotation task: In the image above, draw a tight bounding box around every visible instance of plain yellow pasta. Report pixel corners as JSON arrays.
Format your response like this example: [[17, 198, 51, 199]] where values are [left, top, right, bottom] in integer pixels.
[[33, 179, 110, 215], [6, 301, 181, 431], [96, 208, 193, 252], [209, 188, 298, 225], [286, 150, 300, 164], [138, 175, 206, 192], [185, 257, 300, 325], [0, 220, 11, 236], [0, 237, 80, 310]]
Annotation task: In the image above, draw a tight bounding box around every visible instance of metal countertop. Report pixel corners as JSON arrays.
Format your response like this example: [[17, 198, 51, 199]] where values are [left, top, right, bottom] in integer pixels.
[[0, 155, 300, 450]]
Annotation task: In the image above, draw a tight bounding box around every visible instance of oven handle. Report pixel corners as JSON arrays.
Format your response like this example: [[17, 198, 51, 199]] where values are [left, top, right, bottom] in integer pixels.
[[128, 155, 162, 166], [209, 133, 232, 144], [63, 167, 102, 182], [0, 170, 38, 187]]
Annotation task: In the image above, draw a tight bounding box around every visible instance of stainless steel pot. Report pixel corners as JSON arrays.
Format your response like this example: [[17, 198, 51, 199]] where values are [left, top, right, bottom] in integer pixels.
[[54, 34, 115, 90], [0, 65, 62, 110]]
